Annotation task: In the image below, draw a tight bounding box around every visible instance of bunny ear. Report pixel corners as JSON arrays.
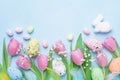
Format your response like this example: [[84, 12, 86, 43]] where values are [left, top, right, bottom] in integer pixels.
[[107, 72, 120, 80]]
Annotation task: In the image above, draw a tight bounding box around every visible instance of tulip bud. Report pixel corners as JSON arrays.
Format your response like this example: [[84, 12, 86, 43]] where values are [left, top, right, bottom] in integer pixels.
[[37, 54, 49, 71], [8, 38, 22, 56], [71, 49, 84, 66], [16, 55, 31, 70], [103, 36, 116, 52], [53, 41, 66, 56], [96, 51, 108, 67]]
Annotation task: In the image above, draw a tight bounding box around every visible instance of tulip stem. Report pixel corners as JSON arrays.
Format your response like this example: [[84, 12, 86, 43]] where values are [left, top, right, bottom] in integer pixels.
[[112, 51, 118, 58], [30, 68, 35, 73], [80, 65, 86, 80], [42, 71, 44, 80], [103, 67, 106, 80]]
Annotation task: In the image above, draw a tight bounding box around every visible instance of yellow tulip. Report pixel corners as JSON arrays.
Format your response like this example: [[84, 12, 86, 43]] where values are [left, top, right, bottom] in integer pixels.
[[0, 73, 10, 80]]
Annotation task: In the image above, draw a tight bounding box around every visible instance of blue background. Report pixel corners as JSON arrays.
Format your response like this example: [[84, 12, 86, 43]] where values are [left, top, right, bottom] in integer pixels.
[[0, 0, 120, 80]]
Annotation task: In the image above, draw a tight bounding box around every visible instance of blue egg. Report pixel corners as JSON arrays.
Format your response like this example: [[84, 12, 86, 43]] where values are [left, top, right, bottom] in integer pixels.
[[7, 67, 24, 80]]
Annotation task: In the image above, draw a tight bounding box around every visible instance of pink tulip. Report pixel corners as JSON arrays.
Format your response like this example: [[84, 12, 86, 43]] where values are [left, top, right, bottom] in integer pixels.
[[37, 54, 49, 71], [53, 40, 66, 56], [96, 51, 108, 67], [71, 49, 84, 66], [103, 36, 116, 52], [16, 55, 31, 70], [8, 38, 22, 56]]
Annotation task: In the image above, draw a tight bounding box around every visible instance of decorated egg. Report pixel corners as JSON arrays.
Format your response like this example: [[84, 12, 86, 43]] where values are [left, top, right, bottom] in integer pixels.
[[15, 27, 23, 34], [91, 67, 104, 80], [109, 57, 120, 72], [85, 38, 102, 52], [27, 26, 34, 34], [0, 72, 10, 80], [7, 67, 24, 80], [52, 58, 66, 76], [26, 39, 40, 57]]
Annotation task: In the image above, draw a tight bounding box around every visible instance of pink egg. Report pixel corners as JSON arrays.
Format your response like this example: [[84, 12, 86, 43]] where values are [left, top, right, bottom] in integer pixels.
[[83, 27, 90, 35], [15, 27, 23, 34], [23, 34, 31, 41], [42, 40, 48, 48], [6, 29, 14, 37]]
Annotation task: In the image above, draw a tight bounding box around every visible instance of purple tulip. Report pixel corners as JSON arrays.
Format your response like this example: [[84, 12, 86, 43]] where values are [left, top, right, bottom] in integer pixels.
[[16, 55, 31, 70], [103, 36, 116, 52], [37, 54, 49, 71], [96, 51, 108, 67], [8, 38, 22, 56], [71, 49, 84, 66], [53, 40, 66, 56]]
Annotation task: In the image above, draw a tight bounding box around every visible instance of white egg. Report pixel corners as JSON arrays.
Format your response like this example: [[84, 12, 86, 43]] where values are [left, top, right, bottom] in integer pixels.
[[6, 29, 14, 37]]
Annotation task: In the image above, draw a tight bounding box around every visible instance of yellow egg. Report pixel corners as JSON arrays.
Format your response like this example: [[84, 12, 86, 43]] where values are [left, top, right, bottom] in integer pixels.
[[26, 39, 40, 57], [0, 73, 10, 80]]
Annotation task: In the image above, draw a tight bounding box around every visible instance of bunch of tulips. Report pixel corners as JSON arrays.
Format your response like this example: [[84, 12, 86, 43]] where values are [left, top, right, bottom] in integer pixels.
[[0, 34, 120, 80]]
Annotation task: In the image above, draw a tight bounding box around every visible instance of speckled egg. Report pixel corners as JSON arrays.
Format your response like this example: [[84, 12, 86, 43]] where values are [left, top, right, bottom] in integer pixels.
[[7, 67, 24, 80], [109, 57, 120, 73], [0, 72, 10, 80], [26, 39, 40, 57]]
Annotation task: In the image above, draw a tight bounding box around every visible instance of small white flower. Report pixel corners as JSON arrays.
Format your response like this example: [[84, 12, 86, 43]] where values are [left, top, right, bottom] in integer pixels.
[[67, 33, 73, 41]]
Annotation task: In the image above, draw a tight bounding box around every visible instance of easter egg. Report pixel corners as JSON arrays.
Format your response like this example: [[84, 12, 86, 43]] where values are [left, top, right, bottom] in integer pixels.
[[91, 67, 104, 80], [7, 67, 24, 80], [109, 57, 120, 72], [52, 58, 66, 76], [26, 39, 40, 57], [0, 73, 10, 80]]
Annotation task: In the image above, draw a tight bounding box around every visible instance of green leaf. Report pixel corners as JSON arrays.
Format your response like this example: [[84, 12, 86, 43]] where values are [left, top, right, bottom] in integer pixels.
[[112, 51, 118, 58], [69, 42, 74, 80], [45, 50, 53, 80], [46, 68, 60, 80], [82, 44, 92, 80], [70, 42, 73, 69], [75, 33, 83, 50], [30, 59, 42, 80], [62, 56, 71, 80], [20, 69, 27, 80], [0, 64, 2, 72], [2, 38, 9, 72], [45, 50, 60, 80], [116, 41, 120, 56]]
